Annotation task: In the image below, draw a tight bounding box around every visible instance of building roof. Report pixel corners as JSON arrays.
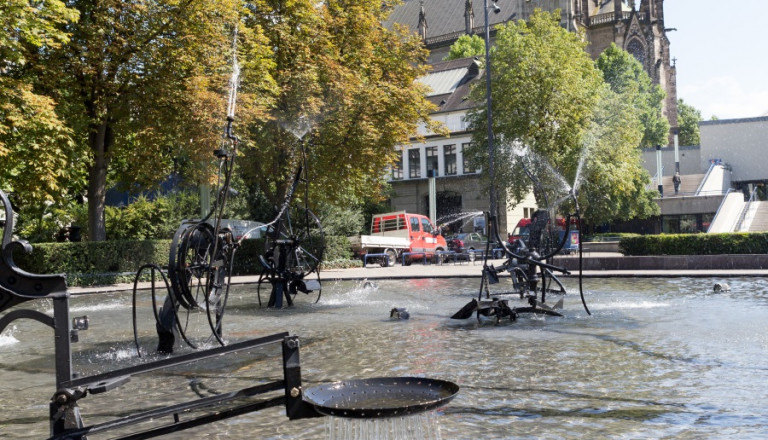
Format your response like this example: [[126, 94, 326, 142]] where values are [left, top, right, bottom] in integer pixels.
[[418, 57, 481, 113], [699, 116, 768, 127], [384, 0, 521, 46]]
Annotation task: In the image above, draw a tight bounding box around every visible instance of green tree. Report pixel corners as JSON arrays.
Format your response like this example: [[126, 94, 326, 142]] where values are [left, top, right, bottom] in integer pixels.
[[444, 34, 486, 61], [595, 43, 669, 148], [577, 87, 659, 224], [465, 10, 657, 224], [36, 0, 271, 241], [466, 10, 603, 209], [676, 98, 702, 146], [0, 0, 80, 224], [237, 0, 439, 212]]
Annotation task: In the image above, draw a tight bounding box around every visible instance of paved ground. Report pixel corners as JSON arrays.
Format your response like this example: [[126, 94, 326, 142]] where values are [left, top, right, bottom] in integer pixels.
[[69, 253, 768, 295]]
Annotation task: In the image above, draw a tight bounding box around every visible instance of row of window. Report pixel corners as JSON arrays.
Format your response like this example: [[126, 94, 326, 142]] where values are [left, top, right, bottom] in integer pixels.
[[392, 143, 476, 180]]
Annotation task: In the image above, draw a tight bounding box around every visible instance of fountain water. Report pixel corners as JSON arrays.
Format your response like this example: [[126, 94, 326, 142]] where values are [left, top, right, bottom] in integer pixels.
[[434, 211, 484, 233], [4, 277, 768, 438]]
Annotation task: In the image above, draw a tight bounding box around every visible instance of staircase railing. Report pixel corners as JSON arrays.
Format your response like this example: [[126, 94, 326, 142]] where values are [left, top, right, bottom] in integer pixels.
[[734, 186, 758, 232], [707, 188, 735, 233], [695, 161, 718, 196]]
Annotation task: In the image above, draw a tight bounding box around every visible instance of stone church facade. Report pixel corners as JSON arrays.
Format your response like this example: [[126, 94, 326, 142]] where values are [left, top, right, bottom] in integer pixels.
[[386, 0, 678, 137]]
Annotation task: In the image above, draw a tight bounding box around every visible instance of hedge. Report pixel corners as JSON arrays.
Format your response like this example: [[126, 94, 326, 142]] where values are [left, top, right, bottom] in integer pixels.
[[619, 232, 768, 256], [11, 235, 357, 286]]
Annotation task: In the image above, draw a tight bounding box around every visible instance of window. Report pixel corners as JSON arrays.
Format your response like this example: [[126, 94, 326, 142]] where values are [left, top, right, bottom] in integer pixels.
[[410, 216, 420, 232], [462, 143, 475, 174], [408, 149, 421, 178], [392, 151, 403, 180], [421, 217, 433, 233], [426, 146, 438, 176], [444, 145, 456, 175]]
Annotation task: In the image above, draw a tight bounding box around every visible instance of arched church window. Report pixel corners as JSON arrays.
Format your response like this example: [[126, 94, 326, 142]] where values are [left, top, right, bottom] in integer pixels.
[[626, 39, 645, 66]]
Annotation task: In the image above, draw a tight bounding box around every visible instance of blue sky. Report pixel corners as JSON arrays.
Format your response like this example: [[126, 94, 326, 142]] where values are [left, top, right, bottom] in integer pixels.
[[664, 1, 768, 120]]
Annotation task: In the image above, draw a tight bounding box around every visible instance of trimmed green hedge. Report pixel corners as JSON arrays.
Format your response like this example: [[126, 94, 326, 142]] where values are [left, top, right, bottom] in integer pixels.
[[619, 232, 768, 256], [12, 235, 357, 286]]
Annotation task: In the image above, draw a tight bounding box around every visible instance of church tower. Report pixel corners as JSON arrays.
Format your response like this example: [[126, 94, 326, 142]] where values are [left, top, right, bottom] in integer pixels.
[[576, 0, 678, 141]]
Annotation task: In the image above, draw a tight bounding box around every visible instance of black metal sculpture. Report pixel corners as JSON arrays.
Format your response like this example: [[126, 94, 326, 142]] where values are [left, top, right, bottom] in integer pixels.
[[139, 32, 326, 354], [0, 189, 326, 439], [452, 180, 591, 322]]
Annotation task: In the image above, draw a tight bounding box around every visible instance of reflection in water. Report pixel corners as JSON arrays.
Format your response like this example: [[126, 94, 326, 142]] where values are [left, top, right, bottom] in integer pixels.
[[1, 277, 768, 438]]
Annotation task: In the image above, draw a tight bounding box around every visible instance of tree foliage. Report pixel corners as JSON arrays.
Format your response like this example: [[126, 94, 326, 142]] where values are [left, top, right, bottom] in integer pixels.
[[577, 87, 659, 224], [595, 43, 669, 147], [676, 98, 702, 146], [0, 0, 80, 212], [444, 34, 486, 61], [34, 0, 270, 241], [237, 0, 439, 214], [466, 10, 602, 208], [465, 10, 657, 225]]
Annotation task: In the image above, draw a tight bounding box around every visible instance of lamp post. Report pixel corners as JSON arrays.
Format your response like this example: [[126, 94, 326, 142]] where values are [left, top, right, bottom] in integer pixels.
[[484, 0, 501, 236]]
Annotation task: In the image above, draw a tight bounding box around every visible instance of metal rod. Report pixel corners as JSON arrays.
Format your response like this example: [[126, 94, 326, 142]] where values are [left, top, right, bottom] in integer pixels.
[[62, 332, 289, 389], [50, 382, 285, 439]]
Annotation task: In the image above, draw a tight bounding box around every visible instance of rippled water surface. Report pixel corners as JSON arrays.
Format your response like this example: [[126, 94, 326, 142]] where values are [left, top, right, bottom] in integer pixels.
[[2, 277, 768, 439]]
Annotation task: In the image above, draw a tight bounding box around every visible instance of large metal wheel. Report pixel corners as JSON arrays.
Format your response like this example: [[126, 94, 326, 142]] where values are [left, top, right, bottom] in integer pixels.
[[168, 221, 231, 346], [258, 205, 325, 308]]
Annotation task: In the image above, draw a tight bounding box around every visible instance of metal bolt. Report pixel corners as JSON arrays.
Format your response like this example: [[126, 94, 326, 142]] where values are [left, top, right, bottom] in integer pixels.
[[290, 387, 301, 398], [285, 338, 299, 349]]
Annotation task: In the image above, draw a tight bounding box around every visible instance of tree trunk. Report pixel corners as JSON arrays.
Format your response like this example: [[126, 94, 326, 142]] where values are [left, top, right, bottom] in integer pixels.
[[87, 121, 113, 241]]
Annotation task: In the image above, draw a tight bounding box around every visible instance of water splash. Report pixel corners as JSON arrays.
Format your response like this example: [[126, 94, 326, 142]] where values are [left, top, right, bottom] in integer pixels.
[[515, 135, 595, 211], [0, 325, 19, 346], [225, 26, 241, 119], [282, 115, 316, 140], [325, 411, 442, 440], [435, 211, 483, 231]]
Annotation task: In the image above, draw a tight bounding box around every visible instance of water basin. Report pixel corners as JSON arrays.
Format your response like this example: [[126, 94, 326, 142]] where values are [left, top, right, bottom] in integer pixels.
[[1, 276, 768, 438]]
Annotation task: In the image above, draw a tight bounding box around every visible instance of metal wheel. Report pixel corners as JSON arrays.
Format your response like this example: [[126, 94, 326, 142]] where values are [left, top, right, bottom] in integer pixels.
[[260, 205, 324, 308], [168, 221, 231, 346], [382, 249, 397, 267]]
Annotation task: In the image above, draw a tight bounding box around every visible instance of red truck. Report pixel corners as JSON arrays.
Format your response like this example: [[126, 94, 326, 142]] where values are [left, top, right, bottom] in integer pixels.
[[348, 211, 448, 266]]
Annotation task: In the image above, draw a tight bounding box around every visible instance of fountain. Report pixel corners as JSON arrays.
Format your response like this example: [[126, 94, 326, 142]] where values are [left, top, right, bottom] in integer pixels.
[[4, 277, 768, 438], [449, 139, 595, 323], [0, 189, 460, 439]]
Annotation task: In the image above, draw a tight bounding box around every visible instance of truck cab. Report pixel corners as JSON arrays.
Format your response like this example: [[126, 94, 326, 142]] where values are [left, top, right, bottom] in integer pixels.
[[371, 211, 447, 260]]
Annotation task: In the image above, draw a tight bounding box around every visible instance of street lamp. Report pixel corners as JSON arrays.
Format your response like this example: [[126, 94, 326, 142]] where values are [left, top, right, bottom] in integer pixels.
[[484, 0, 500, 236]]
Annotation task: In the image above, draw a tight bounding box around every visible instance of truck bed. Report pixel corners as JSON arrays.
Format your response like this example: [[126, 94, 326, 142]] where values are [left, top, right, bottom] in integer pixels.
[[348, 235, 410, 251]]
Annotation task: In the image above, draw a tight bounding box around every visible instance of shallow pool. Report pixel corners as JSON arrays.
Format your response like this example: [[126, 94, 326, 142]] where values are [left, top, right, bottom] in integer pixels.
[[2, 276, 768, 439]]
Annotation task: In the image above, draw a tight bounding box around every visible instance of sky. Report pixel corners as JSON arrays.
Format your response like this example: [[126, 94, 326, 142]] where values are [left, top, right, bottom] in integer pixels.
[[664, 1, 768, 120]]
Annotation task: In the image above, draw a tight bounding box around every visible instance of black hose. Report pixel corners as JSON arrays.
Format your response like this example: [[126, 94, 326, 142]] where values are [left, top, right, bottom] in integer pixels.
[[576, 214, 591, 315]]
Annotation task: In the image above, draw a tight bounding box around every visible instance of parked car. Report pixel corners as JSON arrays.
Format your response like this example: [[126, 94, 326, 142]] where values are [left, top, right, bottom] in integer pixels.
[[446, 232, 489, 261]]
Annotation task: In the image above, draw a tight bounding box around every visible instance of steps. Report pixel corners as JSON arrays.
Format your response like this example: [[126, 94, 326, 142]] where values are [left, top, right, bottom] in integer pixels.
[[659, 173, 705, 196], [747, 201, 768, 232]]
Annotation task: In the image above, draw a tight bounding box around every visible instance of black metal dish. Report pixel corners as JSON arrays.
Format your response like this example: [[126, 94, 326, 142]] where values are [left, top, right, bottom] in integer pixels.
[[302, 377, 459, 419]]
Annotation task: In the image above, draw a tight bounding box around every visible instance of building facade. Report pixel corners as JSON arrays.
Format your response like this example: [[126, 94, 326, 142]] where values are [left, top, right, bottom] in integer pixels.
[[386, 0, 678, 135], [387, 58, 537, 235]]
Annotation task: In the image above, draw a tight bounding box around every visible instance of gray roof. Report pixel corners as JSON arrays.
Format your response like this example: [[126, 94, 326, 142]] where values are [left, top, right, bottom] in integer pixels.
[[419, 57, 481, 113], [384, 0, 571, 46], [384, 0, 519, 45]]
